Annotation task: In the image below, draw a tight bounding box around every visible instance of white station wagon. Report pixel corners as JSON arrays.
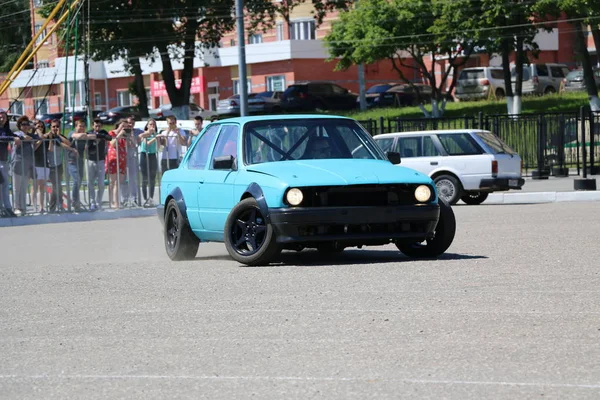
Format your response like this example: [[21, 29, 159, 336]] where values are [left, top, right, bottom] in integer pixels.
[[372, 129, 525, 205]]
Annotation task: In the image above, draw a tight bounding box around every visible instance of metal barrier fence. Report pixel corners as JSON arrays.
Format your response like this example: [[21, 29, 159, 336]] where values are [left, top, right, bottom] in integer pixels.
[[357, 108, 600, 177], [0, 130, 189, 217]]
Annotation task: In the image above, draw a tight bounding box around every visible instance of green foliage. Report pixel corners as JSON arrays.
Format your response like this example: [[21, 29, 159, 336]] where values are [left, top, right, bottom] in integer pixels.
[[0, 0, 31, 72]]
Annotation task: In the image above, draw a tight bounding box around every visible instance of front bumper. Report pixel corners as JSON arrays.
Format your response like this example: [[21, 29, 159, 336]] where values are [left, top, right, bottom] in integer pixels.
[[480, 178, 525, 191], [269, 204, 440, 244]]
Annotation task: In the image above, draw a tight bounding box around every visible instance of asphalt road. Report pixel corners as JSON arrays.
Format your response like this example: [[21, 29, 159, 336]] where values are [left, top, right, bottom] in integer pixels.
[[1, 203, 600, 399]]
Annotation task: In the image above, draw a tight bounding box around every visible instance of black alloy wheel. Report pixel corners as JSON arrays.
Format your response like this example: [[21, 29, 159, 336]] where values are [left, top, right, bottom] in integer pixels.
[[224, 198, 282, 266], [164, 199, 200, 261]]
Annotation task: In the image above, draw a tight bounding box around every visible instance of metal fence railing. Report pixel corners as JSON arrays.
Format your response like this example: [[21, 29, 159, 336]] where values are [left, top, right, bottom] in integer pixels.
[[357, 108, 600, 177]]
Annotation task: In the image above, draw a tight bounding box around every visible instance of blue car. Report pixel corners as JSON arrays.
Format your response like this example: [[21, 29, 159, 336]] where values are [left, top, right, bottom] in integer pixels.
[[157, 115, 456, 266]]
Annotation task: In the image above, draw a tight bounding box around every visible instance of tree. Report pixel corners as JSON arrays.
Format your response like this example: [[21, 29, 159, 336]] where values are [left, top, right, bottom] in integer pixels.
[[0, 0, 31, 72], [479, 0, 544, 115], [324, 0, 484, 117]]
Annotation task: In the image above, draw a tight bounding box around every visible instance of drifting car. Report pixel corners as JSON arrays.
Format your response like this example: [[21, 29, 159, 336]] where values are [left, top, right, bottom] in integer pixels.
[[157, 115, 456, 266]]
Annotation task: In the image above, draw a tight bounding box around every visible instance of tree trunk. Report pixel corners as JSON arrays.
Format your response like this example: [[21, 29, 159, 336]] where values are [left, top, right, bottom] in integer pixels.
[[500, 38, 515, 115], [575, 23, 600, 111], [131, 58, 149, 118], [513, 36, 525, 115]]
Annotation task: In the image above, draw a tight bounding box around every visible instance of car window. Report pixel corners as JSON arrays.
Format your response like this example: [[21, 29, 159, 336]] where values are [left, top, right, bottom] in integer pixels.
[[550, 66, 565, 78], [244, 118, 384, 164], [437, 133, 484, 156], [459, 69, 484, 80], [332, 84, 347, 94], [511, 66, 531, 81], [187, 125, 220, 170], [490, 69, 504, 80], [536, 64, 549, 76], [374, 137, 395, 152], [211, 125, 239, 166], [423, 136, 441, 156], [474, 131, 517, 155], [398, 137, 420, 158], [190, 104, 200, 111]]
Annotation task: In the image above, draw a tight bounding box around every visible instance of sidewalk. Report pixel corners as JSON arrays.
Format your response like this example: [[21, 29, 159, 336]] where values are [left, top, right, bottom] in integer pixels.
[[0, 207, 156, 228], [486, 175, 600, 204]]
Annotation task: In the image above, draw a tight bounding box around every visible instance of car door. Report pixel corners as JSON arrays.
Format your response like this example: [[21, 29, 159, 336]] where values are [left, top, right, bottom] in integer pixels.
[[198, 124, 240, 237], [182, 124, 220, 234]]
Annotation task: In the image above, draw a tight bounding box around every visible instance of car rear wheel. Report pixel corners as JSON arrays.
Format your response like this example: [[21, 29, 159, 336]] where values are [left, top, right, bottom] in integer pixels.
[[165, 199, 200, 261], [434, 174, 462, 205], [224, 198, 282, 266], [396, 200, 456, 258], [461, 191, 489, 205]]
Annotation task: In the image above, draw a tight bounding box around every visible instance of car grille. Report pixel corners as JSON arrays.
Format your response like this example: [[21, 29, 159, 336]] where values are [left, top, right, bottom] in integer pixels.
[[297, 184, 429, 207]]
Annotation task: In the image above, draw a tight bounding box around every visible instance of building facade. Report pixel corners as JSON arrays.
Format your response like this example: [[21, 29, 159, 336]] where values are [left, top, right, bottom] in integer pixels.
[[0, 2, 595, 117]]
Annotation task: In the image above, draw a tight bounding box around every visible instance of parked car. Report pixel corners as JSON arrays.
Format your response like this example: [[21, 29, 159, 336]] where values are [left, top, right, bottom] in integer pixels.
[[97, 106, 142, 125], [7, 113, 22, 131], [371, 129, 524, 205], [281, 82, 358, 112], [455, 67, 506, 101], [511, 63, 569, 95], [562, 68, 600, 93], [157, 114, 456, 266], [217, 91, 283, 116], [360, 83, 433, 108], [36, 112, 64, 125], [149, 103, 216, 121]]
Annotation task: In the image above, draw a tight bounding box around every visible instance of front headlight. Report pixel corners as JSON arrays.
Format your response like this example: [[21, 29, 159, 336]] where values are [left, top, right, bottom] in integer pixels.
[[414, 185, 432, 203], [286, 188, 304, 206]]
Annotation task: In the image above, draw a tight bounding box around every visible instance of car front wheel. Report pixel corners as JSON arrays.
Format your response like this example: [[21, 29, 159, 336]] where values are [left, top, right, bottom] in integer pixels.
[[396, 200, 456, 258], [461, 191, 489, 205], [165, 199, 200, 261], [224, 198, 282, 266]]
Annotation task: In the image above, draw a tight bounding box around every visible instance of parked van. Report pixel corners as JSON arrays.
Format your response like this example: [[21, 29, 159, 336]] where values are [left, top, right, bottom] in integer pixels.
[[511, 63, 569, 95], [372, 130, 525, 205], [455, 67, 506, 101]]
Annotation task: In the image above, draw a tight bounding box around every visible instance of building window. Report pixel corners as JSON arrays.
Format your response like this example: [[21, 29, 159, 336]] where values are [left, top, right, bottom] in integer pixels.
[[230, 39, 236, 46], [290, 20, 316, 40], [10, 100, 24, 115], [145, 88, 152, 104], [249, 34, 263, 44], [94, 92, 102, 108], [34, 99, 48, 115], [233, 79, 252, 95], [117, 90, 132, 106], [276, 23, 284, 41], [266, 75, 286, 92]]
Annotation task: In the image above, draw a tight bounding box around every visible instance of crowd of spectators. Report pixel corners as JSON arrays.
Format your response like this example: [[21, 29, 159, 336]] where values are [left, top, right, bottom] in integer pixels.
[[0, 107, 206, 217]]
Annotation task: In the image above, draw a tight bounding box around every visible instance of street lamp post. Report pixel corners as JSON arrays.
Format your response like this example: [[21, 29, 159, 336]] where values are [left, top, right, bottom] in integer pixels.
[[235, 0, 248, 116]]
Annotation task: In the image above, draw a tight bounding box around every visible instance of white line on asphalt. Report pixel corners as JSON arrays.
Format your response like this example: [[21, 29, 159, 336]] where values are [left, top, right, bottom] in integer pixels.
[[123, 309, 600, 315], [0, 375, 599, 389]]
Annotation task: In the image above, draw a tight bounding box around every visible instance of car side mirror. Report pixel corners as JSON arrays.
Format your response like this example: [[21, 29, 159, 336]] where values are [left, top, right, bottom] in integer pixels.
[[386, 151, 401, 165], [213, 155, 236, 170]]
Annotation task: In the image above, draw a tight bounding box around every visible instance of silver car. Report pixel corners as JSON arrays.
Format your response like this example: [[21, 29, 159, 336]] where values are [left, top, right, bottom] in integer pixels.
[[217, 91, 283, 116]]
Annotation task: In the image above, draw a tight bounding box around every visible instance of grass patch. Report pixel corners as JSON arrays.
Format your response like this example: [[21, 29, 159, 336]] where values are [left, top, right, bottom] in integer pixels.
[[340, 91, 590, 120]]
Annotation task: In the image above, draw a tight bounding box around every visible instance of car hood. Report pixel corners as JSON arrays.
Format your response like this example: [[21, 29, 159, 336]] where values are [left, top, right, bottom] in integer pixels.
[[246, 159, 431, 186]]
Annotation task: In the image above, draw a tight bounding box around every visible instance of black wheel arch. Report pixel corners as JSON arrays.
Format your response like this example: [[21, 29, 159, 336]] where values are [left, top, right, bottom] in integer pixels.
[[240, 183, 271, 223], [164, 187, 190, 225]]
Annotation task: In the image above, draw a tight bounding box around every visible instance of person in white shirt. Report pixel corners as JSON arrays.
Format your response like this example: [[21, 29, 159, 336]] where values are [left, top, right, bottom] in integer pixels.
[[157, 115, 187, 176]]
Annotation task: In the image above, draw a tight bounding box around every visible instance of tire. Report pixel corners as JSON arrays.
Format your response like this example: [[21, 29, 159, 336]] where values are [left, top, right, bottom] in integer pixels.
[[316, 242, 345, 253], [433, 174, 462, 205], [314, 101, 327, 112], [164, 199, 200, 261], [544, 86, 556, 95], [224, 198, 282, 266], [396, 200, 456, 258], [495, 88, 505, 98], [460, 192, 489, 205]]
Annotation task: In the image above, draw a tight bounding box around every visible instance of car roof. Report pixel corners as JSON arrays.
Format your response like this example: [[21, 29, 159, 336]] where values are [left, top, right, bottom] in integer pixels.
[[215, 114, 355, 124], [373, 129, 490, 139]]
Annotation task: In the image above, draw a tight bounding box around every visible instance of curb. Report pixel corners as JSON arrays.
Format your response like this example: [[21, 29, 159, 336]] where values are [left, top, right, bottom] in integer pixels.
[[0, 208, 156, 228], [487, 190, 600, 205]]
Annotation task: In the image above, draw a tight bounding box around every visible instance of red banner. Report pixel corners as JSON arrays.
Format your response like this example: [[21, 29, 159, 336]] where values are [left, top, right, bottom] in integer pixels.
[[151, 76, 204, 97]]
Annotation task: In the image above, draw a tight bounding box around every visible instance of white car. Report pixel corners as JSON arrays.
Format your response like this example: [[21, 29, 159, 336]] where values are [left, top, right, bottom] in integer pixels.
[[149, 103, 217, 121], [372, 129, 525, 205], [7, 113, 22, 131]]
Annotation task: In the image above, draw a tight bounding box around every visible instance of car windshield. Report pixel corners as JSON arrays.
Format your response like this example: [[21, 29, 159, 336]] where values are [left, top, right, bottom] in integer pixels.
[[243, 118, 386, 165], [367, 85, 393, 94], [475, 131, 517, 155]]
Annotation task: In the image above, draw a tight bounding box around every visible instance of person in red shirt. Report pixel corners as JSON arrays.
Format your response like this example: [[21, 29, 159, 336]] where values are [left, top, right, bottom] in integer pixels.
[[106, 119, 130, 208]]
